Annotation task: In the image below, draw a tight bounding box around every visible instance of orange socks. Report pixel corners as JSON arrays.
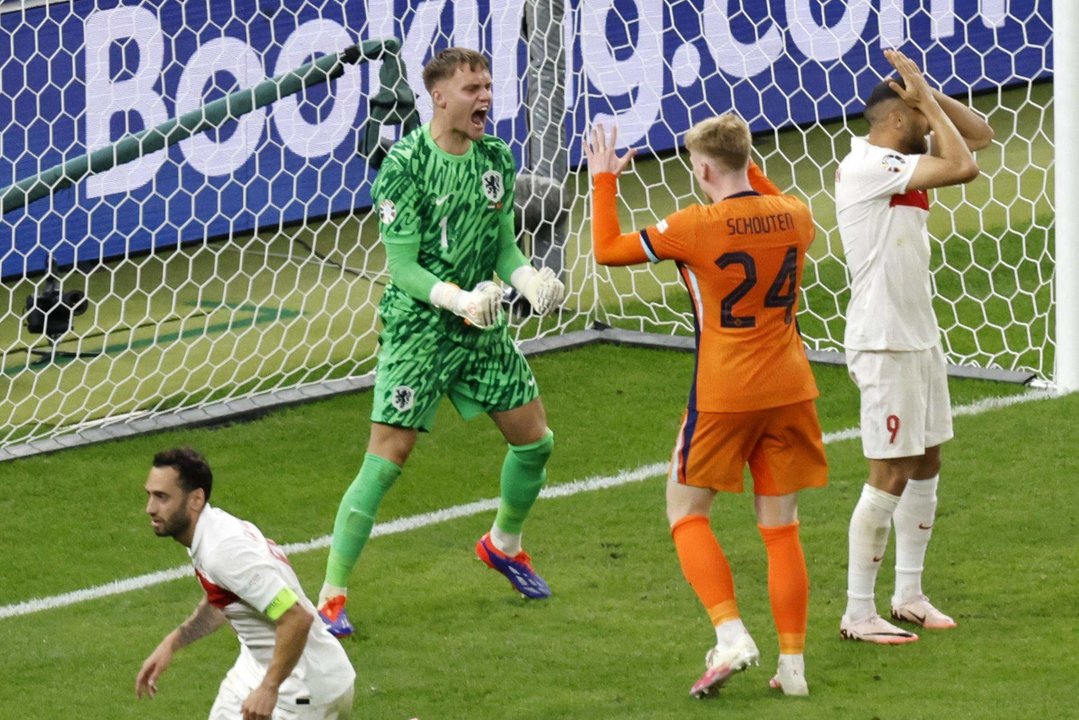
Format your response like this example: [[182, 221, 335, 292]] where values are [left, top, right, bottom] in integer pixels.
[[671, 515, 740, 626], [671, 515, 809, 655], [758, 521, 808, 654]]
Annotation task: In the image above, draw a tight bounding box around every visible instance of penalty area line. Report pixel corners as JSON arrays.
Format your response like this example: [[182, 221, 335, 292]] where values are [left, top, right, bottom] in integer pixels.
[[0, 389, 1053, 621]]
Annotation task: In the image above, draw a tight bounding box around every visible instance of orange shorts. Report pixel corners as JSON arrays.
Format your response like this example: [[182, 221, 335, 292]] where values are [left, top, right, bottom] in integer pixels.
[[668, 400, 828, 495]]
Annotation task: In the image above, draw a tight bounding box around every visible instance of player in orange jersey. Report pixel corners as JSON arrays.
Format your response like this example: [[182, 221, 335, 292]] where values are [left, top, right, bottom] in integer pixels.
[[585, 115, 828, 698]]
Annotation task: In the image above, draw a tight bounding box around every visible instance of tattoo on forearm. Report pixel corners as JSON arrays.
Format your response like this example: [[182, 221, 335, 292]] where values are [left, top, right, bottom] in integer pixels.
[[175, 602, 224, 648]]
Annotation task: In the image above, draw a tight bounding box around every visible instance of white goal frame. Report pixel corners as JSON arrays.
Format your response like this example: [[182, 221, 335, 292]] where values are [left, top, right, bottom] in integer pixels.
[[1053, 0, 1078, 392], [0, 1, 1069, 462]]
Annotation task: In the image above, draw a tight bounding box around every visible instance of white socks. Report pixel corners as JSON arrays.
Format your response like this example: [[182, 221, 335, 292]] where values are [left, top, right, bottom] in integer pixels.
[[892, 475, 939, 605], [715, 618, 750, 646], [489, 525, 522, 557], [846, 477, 943, 618], [846, 484, 900, 620]]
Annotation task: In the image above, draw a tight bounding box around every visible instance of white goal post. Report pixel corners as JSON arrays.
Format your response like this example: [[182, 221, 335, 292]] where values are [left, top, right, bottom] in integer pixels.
[[0, 1, 1065, 459], [1052, 0, 1078, 392]]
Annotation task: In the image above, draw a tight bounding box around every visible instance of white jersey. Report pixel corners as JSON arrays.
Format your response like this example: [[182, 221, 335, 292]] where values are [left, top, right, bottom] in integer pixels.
[[188, 505, 354, 703], [835, 136, 938, 351]]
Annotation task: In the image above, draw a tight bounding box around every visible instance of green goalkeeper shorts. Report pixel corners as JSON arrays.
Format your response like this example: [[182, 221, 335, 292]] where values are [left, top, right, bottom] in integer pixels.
[[370, 319, 539, 432]]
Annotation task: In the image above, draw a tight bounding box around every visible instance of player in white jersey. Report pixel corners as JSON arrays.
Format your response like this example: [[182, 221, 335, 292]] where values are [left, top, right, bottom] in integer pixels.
[[136, 448, 355, 719], [834, 49, 993, 644]]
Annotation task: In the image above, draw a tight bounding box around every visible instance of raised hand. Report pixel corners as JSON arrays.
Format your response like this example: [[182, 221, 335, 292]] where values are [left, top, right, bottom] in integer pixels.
[[883, 48, 934, 110], [584, 123, 637, 177]]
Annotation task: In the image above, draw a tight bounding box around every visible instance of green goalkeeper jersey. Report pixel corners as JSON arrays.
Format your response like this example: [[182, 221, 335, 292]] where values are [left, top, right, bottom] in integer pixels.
[[371, 123, 516, 341]]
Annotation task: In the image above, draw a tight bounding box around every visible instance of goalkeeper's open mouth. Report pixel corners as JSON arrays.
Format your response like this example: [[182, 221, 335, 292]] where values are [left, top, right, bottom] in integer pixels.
[[471, 106, 488, 130]]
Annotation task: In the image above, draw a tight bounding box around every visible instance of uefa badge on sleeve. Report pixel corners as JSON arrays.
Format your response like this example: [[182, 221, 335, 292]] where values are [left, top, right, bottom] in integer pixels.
[[881, 154, 906, 173], [379, 199, 397, 224]]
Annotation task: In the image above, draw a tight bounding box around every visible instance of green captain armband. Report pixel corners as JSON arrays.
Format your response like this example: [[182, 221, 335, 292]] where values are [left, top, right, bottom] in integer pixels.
[[265, 587, 300, 620]]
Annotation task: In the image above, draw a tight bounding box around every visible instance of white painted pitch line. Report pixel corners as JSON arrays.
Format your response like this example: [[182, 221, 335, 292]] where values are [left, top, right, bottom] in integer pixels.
[[0, 389, 1055, 621]]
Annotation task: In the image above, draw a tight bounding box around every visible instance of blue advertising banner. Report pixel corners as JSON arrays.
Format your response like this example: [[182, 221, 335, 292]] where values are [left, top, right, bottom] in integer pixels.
[[0, 0, 1053, 279], [575, 0, 1052, 157], [1, 0, 381, 278]]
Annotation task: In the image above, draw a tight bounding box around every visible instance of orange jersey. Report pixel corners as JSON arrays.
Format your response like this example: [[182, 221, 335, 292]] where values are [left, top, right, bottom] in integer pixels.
[[592, 164, 819, 412]]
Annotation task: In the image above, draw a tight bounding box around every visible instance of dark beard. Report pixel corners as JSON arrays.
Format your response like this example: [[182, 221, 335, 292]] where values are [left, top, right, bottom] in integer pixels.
[[900, 134, 929, 155], [155, 511, 191, 539]]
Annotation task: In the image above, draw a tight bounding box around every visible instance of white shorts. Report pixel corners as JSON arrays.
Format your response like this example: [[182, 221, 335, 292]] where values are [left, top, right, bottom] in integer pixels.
[[209, 662, 354, 720], [846, 345, 953, 459]]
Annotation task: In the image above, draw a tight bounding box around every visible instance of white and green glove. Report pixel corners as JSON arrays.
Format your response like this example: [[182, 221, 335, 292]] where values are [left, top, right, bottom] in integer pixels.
[[429, 280, 504, 328], [511, 266, 565, 316]]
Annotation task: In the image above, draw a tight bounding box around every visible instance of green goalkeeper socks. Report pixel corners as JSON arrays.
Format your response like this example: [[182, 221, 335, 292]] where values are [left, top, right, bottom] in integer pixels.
[[494, 429, 554, 536], [324, 453, 401, 588], [324, 433, 551, 587]]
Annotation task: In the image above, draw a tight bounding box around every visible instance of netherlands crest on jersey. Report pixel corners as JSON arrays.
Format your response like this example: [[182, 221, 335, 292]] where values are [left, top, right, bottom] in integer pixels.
[[391, 385, 414, 411], [379, 199, 397, 224], [481, 170, 504, 204]]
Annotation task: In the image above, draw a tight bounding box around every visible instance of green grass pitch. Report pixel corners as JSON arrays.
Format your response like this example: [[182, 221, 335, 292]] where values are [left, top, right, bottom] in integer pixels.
[[0, 344, 1075, 719]]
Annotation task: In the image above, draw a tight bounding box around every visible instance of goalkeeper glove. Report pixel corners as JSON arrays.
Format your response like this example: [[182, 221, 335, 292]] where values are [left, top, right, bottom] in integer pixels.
[[429, 280, 503, 328], [510, 266, 565, 316]]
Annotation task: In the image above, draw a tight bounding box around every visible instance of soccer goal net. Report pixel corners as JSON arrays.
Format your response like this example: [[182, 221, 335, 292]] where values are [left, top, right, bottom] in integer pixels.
[[0, 1, 1059, 457]]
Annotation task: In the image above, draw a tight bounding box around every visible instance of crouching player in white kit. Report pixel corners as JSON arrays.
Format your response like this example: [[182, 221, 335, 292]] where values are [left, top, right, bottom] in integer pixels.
[[834, 49, 993, 644], [137, 448, 355, 719]]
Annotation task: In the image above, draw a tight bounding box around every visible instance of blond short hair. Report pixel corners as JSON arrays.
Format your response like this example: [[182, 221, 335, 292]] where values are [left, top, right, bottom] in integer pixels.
[[683, 114, 751, 172], [422, 47, 489, 92]]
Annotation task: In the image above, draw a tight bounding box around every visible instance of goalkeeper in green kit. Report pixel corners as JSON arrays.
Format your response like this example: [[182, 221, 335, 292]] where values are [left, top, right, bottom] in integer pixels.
[[317, 48, 564, 637]]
